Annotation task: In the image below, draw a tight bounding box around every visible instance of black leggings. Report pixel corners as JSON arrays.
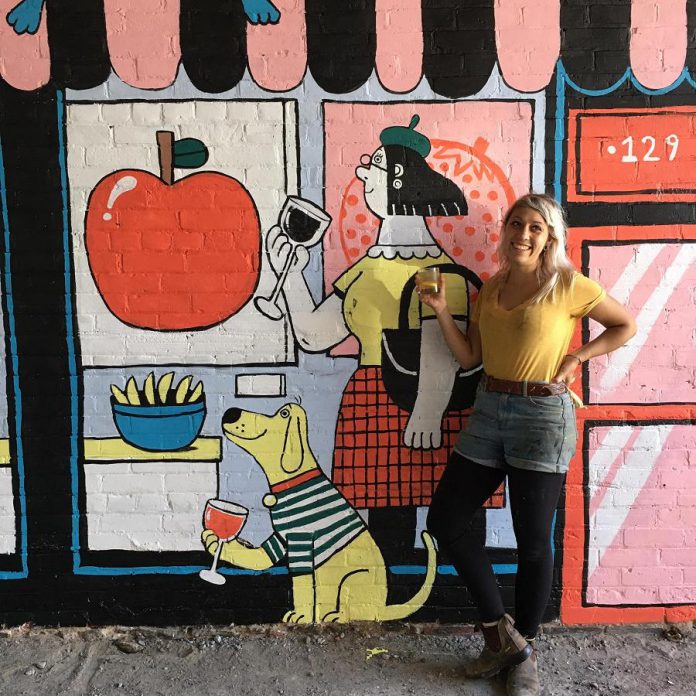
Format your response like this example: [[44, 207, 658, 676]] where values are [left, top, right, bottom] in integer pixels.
[[427, 452, 565, 638]]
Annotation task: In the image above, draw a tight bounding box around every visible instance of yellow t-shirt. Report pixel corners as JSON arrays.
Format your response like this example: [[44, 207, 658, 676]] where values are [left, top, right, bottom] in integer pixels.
[[473, 272, 606, 383], [333, 252, 471, 365]]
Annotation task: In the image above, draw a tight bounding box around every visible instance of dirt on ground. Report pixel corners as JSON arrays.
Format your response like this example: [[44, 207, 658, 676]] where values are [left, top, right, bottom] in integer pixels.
[[0, 621, 693, 696]]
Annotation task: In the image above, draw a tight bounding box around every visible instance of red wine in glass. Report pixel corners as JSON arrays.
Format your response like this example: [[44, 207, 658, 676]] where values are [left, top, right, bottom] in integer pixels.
[[255, 196, 332, 320], [199, 499, 249, 585]]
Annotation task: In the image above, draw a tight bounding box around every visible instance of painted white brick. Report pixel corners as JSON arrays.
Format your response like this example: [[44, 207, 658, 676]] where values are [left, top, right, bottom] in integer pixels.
[[162, 101, 197, 123], [100, 102, 133, 124], [195, 101, 228, 122], [101, 473, 165, 495], [130, 102, 164, 126], [67, 103, 102, 124]]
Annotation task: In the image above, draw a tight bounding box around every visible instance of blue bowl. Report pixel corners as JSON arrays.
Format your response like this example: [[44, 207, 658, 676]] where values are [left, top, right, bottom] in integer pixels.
[[111, 398, 206, 451]]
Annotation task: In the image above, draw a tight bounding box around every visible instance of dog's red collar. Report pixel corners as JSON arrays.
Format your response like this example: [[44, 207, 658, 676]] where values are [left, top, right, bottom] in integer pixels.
[[270, 468, 323, 494]]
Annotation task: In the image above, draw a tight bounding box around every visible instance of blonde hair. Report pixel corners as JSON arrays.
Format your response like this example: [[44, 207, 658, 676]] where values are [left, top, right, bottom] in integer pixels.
[[495, 193, 576, 303]]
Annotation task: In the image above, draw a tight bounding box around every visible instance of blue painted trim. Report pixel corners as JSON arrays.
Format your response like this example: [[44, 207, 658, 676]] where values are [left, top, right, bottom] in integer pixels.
[[391, 563, 518, 576], [56, 91, 82, 573], [75, 565, 290, 577], [74, 563, 520, 577], [0, 101, 29, 580]]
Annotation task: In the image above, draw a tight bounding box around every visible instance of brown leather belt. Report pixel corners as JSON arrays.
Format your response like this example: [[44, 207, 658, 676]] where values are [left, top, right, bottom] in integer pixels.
[[481, 374, 567, 397]]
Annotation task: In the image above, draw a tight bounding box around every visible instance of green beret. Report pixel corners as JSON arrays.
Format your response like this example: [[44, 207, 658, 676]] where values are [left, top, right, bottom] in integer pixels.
[[379, 115, 431, 158]]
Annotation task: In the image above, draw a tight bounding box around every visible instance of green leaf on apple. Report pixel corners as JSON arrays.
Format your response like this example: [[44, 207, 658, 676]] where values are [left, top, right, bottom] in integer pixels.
[[173, 138, 209, 169]]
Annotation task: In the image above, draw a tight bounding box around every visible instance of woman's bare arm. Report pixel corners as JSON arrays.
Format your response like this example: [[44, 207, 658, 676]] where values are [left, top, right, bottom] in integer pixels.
[[417, 275, 482, 370], [553, 294, 636, 384]]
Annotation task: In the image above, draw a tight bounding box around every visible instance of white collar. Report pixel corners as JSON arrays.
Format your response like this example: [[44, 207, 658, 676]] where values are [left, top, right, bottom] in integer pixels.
[[367, 244, 443, 259]]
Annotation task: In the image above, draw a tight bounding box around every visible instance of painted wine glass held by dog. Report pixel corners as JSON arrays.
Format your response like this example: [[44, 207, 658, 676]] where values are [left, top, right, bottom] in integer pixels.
[[198, 499, 249, 585]]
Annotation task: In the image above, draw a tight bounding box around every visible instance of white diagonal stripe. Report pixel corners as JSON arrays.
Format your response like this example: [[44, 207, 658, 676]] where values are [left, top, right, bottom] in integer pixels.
[[600, 245, 696, 392], [588, 426, 633, 489], [606, 243, 664, 305], [588, 424, 673, 578]]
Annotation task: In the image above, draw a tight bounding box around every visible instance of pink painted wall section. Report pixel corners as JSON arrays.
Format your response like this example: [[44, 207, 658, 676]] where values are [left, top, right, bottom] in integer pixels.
[[0, 0, 49, 90], [375, 0, 423, 93], [323, 101, 532, 355], [104, 0, 181, 89], [587, 243, 696, 403], [494, 0, 560, 92], [323, 101, 532, 287], [586, 424, 696, 606], [247, 0, 307, 92], [630, 0, 687, 89]]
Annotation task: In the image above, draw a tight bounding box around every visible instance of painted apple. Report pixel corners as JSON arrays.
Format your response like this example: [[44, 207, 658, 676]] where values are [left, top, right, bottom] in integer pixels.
[[85, 169, 260, 331]]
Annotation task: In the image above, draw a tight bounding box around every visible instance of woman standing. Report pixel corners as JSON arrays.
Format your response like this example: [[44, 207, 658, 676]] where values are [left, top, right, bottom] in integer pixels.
[[421, 194, 636, 695], [266, 116, 476, 564]]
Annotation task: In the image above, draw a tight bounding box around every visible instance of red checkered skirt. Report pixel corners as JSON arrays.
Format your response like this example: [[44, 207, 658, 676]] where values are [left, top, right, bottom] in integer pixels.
[[332, 366, 469, 508]]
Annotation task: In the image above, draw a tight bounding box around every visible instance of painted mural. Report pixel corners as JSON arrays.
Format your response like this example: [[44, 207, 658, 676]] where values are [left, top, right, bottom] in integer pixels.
[[0, 0, 693, 627]]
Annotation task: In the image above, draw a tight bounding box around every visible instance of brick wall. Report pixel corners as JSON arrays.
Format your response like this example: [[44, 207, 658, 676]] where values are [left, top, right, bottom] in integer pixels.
[[0, 0, 692, 627]]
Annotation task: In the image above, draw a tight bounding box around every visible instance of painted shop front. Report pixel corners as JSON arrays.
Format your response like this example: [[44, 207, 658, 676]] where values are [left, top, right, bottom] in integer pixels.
[[0, 0, 693, 626]]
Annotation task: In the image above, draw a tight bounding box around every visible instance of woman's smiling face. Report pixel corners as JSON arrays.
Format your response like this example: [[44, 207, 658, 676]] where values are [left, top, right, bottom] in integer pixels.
[[356, 147, 388, 218], [502, 206, 551, 270]]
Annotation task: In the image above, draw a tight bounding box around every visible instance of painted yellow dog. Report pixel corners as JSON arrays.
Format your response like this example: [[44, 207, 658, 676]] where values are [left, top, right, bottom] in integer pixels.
[[203, 403, 437, 623]]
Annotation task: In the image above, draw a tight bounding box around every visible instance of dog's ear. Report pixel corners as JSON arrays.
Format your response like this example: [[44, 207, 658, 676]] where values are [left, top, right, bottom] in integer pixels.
[[280, 410, 305, 474]]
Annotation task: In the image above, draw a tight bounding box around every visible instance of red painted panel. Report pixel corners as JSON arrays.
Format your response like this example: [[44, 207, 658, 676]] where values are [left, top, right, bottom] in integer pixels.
[[567, 106, 696, 203]]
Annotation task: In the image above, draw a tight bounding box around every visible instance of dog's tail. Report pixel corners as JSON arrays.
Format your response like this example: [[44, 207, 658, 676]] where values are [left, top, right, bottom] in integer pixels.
[[376, 531, 437, 622]]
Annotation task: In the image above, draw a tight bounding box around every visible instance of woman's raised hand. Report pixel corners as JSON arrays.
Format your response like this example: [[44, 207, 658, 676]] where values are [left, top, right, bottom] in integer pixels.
[[266, 225, 310, 275], [416, 273, 448, 315]]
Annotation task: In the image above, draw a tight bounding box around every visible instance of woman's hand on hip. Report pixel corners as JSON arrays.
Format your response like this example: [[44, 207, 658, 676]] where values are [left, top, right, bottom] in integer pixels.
[[552, 355, 580, 385]]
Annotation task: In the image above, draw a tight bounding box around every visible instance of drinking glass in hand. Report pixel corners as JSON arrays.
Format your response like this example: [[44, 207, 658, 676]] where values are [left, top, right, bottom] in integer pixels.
[[255, 196, 332, 320], [199, 499, 248, 585], [416, 267, 441, 295]]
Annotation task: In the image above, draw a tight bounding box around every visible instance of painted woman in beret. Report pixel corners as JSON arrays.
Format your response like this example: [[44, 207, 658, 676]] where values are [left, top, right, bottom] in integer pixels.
[[266, 116, 475, 562]]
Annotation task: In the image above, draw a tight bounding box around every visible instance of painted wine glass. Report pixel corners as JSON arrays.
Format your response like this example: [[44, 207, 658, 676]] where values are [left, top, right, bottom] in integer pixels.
[[199, 498, 249, 585], [255, 196, 332, 320]]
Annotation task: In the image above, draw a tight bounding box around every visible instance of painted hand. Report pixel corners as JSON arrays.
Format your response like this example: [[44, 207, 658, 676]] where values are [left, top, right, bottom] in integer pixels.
[[201, 529, 219, 557], [242, 0, 281, 24], [6, 0, 44, 35], [403, 405, 443, 450], [266, 225, 310, 276]]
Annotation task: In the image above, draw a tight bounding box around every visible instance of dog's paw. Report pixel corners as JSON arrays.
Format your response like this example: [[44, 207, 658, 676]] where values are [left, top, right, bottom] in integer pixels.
[[201, 529, 219, 555], [320, 610, 342, 623], [282, 610, 310, 624]]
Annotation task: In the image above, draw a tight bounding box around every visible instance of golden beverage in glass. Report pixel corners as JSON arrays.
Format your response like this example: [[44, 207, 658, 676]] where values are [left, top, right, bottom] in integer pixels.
[[416, 267, 441, 294]]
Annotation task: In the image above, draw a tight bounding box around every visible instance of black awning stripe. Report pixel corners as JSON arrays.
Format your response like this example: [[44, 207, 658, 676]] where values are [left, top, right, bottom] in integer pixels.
[[45, 0, 110, 90], [560, 0, 631, 91], [306, 0, 376, 94], [422, 0, 496, 100], [180, 0, 247, 94]]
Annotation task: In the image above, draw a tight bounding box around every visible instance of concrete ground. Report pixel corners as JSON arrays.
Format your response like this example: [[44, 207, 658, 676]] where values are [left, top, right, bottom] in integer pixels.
[[0, 621, 694, 696]]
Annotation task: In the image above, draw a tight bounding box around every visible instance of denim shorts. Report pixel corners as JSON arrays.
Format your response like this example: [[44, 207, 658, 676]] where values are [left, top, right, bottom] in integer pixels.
[[454, 386, 578, 474]]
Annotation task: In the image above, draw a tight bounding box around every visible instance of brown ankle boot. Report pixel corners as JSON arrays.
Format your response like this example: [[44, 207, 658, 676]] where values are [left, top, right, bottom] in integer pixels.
[[463, 614, 532, 679], [506, 641, 539, 695]]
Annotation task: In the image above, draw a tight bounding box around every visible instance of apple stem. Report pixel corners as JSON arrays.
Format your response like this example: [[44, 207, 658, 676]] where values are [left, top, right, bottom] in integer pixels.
[[156, 130, 175, 185]]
